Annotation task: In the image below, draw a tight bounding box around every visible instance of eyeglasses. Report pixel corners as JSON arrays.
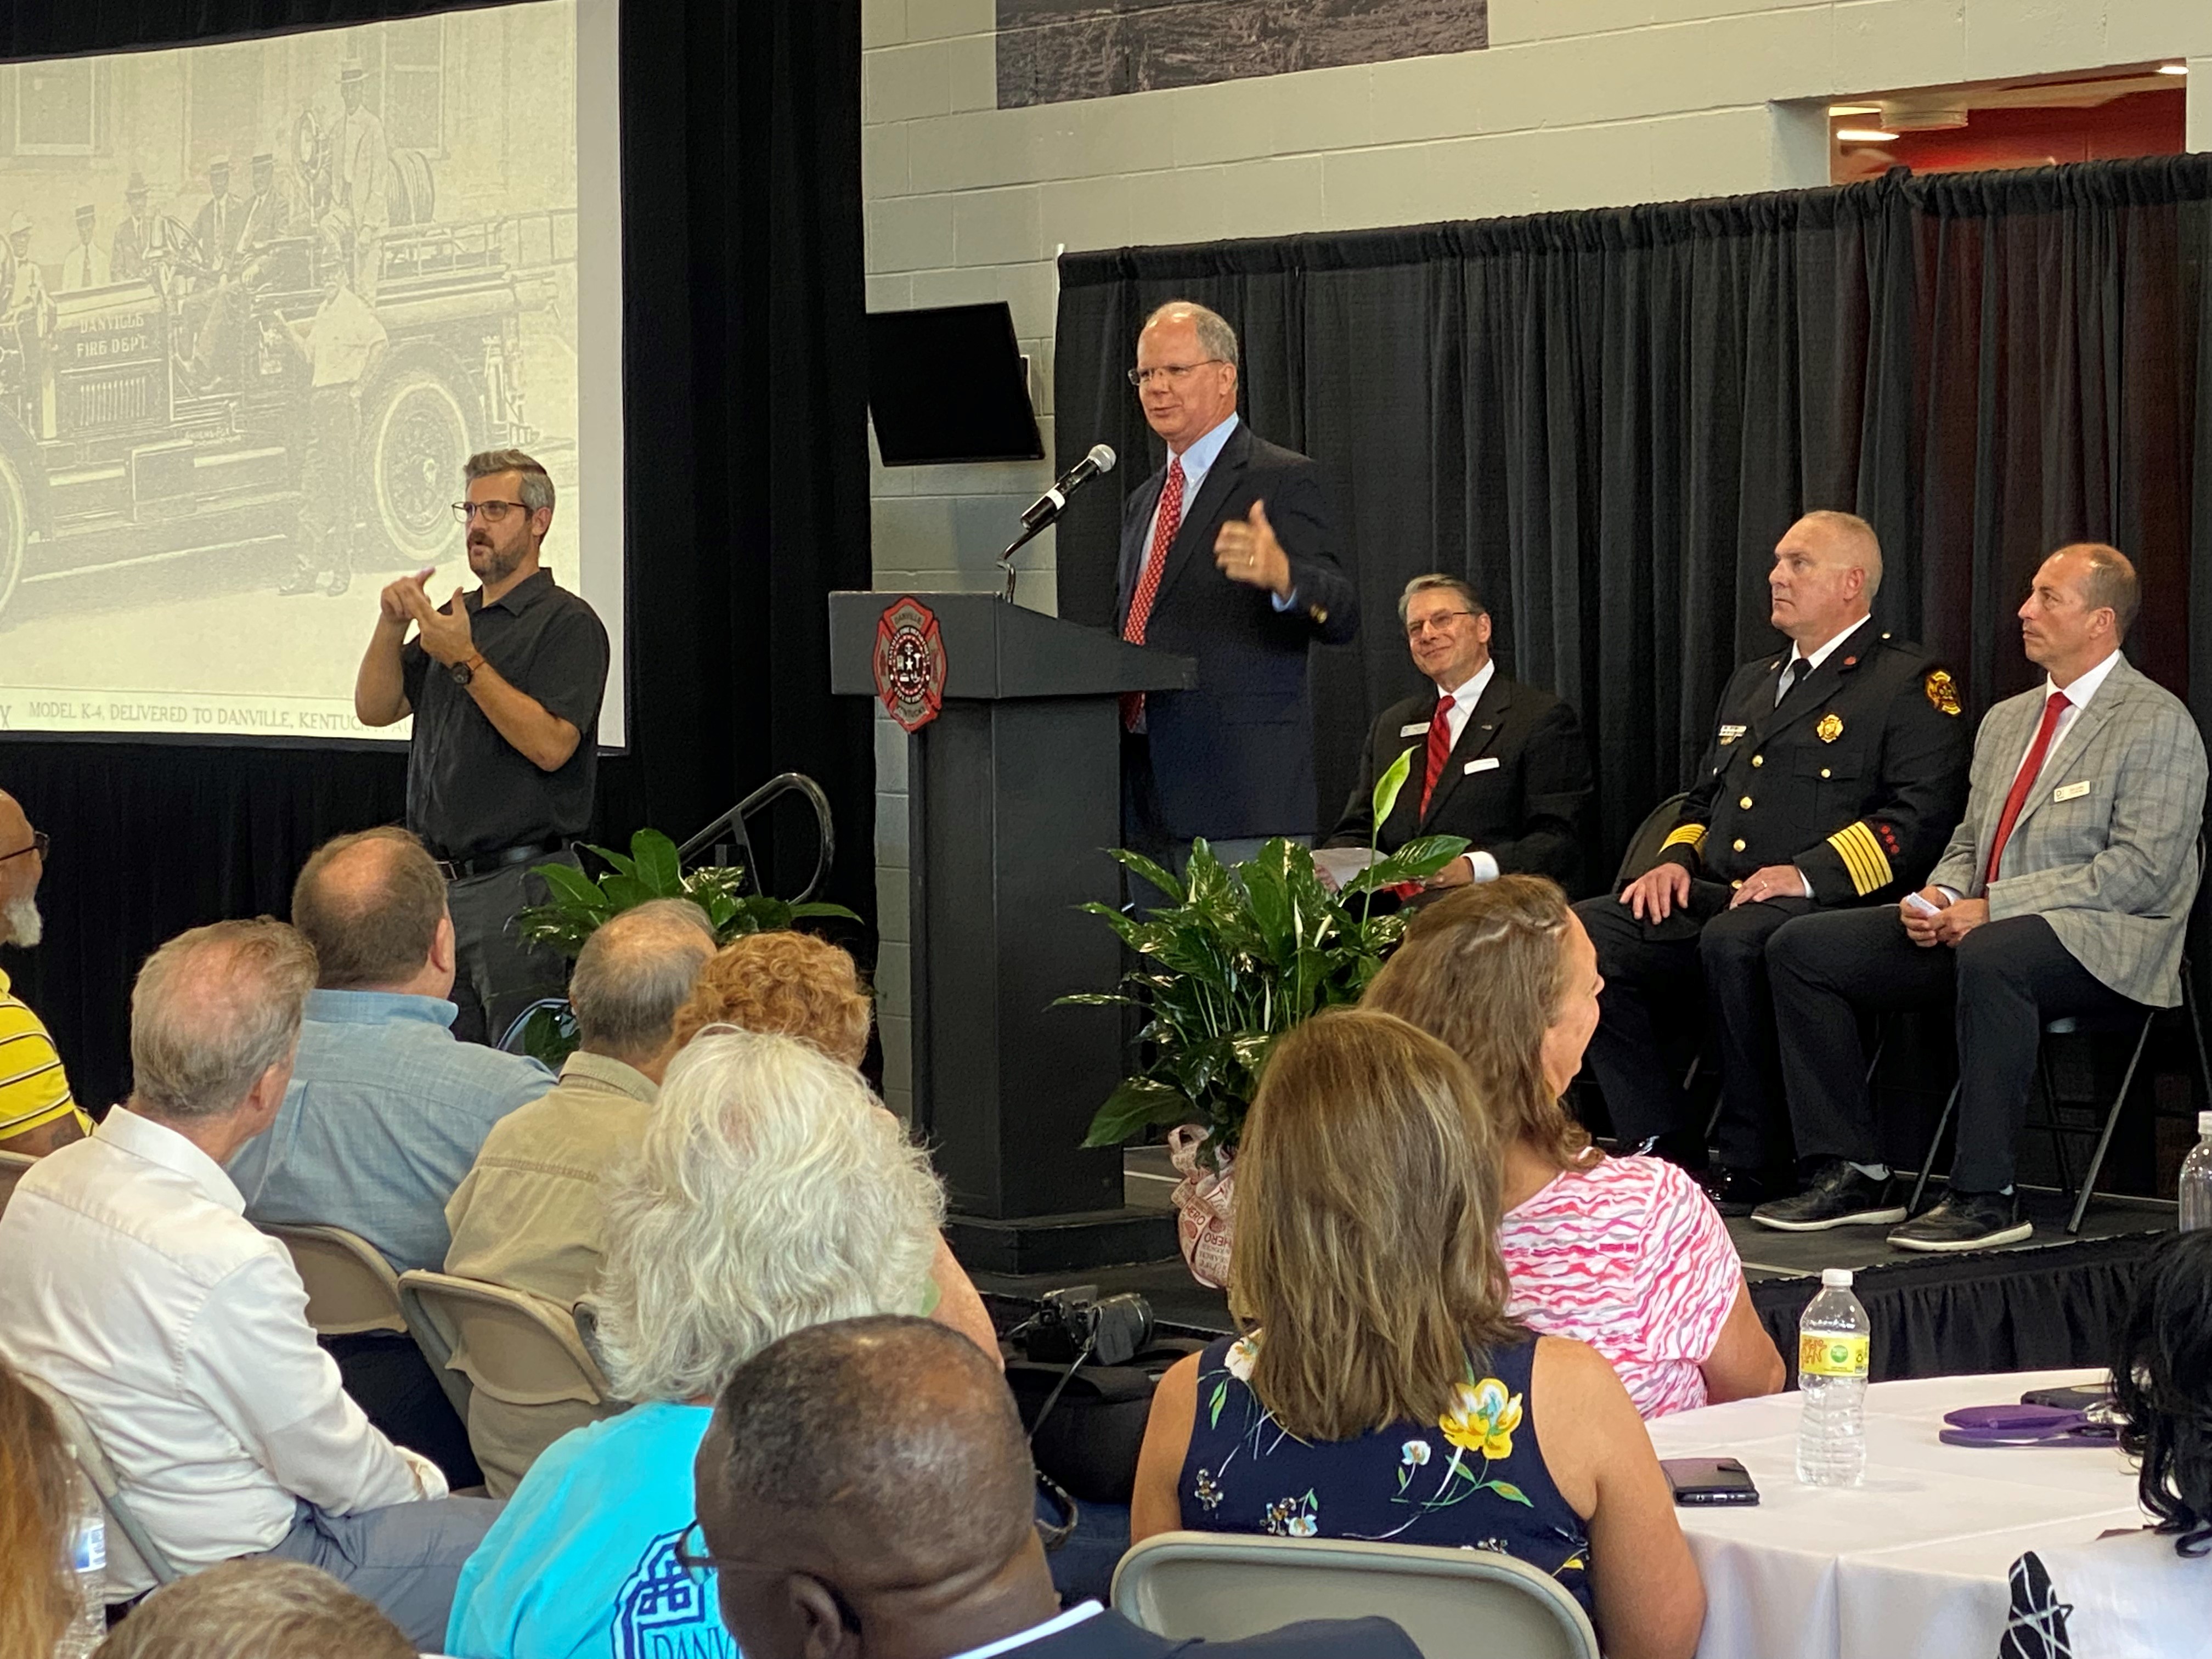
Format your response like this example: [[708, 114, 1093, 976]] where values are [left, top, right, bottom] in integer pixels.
[[1405, 610, 1480, 640], [450, 500, 533, 524], [1127, 359, 1225, 389], [673, 1521, 864, 1633], [0, 830, 48, 865]]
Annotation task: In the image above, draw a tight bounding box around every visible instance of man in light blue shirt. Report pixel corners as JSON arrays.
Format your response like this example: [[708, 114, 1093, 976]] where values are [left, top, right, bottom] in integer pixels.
[[228, 826, 555, 1271]]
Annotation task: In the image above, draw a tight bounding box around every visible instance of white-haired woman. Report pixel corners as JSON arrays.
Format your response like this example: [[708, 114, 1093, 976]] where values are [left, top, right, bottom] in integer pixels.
[[442, 1030, 946, 1659]]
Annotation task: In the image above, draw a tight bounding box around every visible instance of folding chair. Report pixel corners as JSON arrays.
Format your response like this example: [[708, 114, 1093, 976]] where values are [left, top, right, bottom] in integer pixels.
[[259, 1222, 407, 1335], [398, 1269, 613, 1423], [1113, 1531, 1599, 1659], [16, 1370, 179, 1590], [1909, 956, 2212, 1235]]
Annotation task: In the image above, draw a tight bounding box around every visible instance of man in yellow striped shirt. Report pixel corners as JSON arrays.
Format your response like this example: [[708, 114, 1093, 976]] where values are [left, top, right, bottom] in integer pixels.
[[0, 790, 87, 1155]]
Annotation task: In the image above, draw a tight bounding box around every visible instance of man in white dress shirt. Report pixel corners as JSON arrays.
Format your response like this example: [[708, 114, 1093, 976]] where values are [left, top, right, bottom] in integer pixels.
[[0, 918, 499, 1647]]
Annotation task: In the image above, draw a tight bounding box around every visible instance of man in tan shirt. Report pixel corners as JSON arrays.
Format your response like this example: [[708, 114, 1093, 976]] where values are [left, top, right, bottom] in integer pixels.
[[443, 899, 715, 1493]]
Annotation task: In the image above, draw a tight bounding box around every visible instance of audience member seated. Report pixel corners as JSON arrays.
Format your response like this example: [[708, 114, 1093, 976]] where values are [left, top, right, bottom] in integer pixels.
[[0, 787, 91, 1156], [0, 919, 500, 1647], [2002, 1229, 2212, 1657], [1, 1353, 77, 1658], [1131, 1009, 1705, 1659], [227, 826, 555, 1271], [669, 929, 999, 1363], [94, 1559, 413, 1659], [696, 1316, 1426, 1659], [1364, 877, 1784, 1415], [443, 899, 718, 1495], [443, 1029, 950, 1659]]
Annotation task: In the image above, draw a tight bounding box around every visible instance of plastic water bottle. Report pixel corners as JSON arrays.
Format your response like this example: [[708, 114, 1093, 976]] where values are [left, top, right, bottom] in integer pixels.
[[2180, 1112, 2212, 1232], [53, 1486, 105, 1658], [1796, 1267, 1870, 1487]]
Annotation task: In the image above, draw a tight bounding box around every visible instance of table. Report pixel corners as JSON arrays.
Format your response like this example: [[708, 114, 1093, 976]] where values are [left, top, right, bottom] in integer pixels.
[[1644, 1369, 2145, 1659]]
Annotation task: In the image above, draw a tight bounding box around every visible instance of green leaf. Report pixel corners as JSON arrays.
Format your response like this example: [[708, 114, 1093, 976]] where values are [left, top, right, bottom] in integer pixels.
[[787, 902, 863, 923], [1209, 1380, 1228, 1430], [1482, 1480, 1534, 1508], [534, 860, 611, 912], [1109, 848, 1186, 904], [1372, 746, 1414, 827], [599, 872, 654, 912], [1353, 834, 1474, 891], [629, 828, 684, 898], [1082, 1077, 1194, 1148]]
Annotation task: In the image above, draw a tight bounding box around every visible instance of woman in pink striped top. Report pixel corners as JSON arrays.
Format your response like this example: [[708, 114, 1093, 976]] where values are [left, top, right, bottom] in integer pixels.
[[1366, 877, 1785, 1417]]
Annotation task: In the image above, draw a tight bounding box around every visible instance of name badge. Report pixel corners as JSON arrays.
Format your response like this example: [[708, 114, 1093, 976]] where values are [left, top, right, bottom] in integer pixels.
[[1465, 757, 1500, 775], [1719, 723, 1747, 744], [1399, 723, 1430, 737], [2051, 780, 2092, 803]]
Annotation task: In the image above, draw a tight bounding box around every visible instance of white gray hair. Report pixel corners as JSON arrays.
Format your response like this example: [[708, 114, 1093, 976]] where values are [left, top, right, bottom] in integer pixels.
[[594, 1029, 944, 1403], [1143, 299, 1239, 369], [1798, 510, 1884, 600], [129, 921, 316, 1121], [464, 448, 555, 513], [569, 899, 716, 1060], [1396, 573, 1486, 628]]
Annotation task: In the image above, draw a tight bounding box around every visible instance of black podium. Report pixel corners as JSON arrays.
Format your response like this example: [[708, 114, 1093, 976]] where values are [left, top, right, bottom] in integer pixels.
[[829, 591, 1196, 1272]]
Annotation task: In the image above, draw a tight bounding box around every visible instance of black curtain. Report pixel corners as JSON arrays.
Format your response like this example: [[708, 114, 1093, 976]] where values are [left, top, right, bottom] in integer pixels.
[[1055, 160, 2212, 877], [0, 0, 873, 1108]]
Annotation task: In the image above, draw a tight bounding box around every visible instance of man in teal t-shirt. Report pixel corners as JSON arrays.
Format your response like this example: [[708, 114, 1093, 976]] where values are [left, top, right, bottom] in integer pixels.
[[444, 1401, 733, 1658]]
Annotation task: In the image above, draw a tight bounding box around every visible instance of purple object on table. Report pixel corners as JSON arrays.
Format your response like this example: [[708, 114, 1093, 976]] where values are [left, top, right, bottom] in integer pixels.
[[1939, 1402, 2115, 1447]]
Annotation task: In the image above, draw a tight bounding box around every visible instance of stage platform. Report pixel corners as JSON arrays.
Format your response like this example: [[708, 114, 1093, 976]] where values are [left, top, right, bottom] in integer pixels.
[[970, 1148, 2174, 1384]]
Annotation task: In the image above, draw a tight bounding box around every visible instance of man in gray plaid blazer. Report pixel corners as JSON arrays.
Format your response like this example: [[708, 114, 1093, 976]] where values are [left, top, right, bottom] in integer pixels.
[[1751, 544, 2207, 1250]]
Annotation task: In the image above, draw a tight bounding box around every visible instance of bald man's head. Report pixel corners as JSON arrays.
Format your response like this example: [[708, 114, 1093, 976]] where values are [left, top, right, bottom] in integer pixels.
[[568, 899, 715, 1063], [290, 827, 450, 991], [1770, 510, 1882, 648], [697, 1316, 1052, 1659], [0, 789, 43, 947]]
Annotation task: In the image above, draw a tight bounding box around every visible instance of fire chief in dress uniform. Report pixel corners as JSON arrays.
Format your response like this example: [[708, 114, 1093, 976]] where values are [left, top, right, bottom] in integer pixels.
[[1571, 511, 1971, 1212]]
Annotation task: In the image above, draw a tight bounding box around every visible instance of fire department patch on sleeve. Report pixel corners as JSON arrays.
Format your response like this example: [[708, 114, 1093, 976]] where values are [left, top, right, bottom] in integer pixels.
[[1924, 669, 1962, 716]]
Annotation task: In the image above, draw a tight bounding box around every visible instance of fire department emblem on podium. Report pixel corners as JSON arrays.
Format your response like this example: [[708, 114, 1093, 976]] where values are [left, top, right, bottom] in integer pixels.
[[874, 596, 947, 733]]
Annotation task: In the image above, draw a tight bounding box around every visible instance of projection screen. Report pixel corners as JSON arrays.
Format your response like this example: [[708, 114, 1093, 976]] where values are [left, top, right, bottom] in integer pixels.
[[0, 0, 626, 744]]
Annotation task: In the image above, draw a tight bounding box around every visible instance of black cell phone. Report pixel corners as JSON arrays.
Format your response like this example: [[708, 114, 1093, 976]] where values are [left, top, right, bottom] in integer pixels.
[[1660, 1456, 1760, 1506], [2019, 1384, 2111, 1412]]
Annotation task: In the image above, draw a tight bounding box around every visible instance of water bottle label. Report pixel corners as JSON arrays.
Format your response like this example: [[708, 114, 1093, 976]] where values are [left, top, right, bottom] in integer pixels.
[[72, 1517, 105, 1573], [1800, 1335, 1869, 1378]]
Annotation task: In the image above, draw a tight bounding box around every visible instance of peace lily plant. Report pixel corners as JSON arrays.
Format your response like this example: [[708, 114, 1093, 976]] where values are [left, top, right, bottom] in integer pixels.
[[1066, 745, 1469, 1166]]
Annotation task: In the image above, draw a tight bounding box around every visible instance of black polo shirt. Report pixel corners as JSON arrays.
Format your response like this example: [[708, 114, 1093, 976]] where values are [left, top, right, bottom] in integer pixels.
[[400, 568, 610, 860]]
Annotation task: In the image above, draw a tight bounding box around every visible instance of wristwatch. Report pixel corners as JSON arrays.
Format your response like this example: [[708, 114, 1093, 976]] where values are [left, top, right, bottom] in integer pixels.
[[449, 652, 486, 686]]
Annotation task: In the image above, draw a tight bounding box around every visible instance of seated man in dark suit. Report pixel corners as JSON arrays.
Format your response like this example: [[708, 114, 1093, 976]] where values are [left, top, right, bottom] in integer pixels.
[[1118, 300, 1358, 866], [1325, 574, 1592, 893], [695, 1316, 1420, 1659]]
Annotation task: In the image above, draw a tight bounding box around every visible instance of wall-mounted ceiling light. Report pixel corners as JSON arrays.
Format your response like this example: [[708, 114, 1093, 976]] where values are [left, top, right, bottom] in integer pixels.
[[1827, 103, 1881, 116], [2157, 63, 2188, 76], [1835, 128, 1900, 143]]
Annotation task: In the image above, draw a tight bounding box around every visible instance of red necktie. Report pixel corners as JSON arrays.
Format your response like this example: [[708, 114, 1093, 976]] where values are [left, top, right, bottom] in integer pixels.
[[1983, 690, 2068, 886], [1121, 456, 1186, 730], [1418, 693, 1454, 817]]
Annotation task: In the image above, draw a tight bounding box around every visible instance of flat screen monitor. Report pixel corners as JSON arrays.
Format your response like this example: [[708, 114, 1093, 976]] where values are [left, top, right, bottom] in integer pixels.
[[867, 301, 1043, 465]]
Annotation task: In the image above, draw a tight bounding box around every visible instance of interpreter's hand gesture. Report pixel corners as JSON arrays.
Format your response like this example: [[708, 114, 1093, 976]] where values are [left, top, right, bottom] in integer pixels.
[[403, 581, 476, 667], [378, 567, 431, 627], [1215, 499, 1293, 600]]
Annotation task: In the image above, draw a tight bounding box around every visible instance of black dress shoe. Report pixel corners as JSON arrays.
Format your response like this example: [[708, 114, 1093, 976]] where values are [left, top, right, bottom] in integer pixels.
[[1888, 1190, 2033, 1253], [1696, 1164, 1795, 1217], [276, 569, 323, 595], [1751, 1159, 1906, 1232]]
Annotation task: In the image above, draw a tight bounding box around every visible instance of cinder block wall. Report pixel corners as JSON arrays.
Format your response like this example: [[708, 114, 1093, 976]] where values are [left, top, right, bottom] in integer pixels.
[[863, 0, 2212, 1116]]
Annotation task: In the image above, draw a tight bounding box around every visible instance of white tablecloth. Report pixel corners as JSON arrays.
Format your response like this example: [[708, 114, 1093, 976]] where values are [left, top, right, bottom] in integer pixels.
[[1644, 1369, 2151, 1659]]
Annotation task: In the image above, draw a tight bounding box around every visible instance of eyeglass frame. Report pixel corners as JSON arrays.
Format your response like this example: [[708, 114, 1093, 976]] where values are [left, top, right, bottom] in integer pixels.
[[1404, 608, 1482, 639], [672, 1520, 865, 1633], [0, 830, 48, 865], [449, 500, 539, 524], [1126, 358, 1227, 389]]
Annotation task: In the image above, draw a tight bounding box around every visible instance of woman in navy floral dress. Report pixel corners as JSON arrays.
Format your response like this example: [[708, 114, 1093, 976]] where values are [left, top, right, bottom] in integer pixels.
[[1132, 1009, 1705, 1659]]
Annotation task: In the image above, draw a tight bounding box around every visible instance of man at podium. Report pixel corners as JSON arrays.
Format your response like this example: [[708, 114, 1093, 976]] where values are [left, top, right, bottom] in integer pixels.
[[1115, 301, 1358, 865]]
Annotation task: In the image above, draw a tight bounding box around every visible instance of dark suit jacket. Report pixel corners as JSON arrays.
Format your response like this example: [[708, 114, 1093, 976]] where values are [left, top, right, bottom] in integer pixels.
[[1021, 1608, 1423, 1658], [1325, 670, 1593, 893], [1117, 420, 1358, 842]]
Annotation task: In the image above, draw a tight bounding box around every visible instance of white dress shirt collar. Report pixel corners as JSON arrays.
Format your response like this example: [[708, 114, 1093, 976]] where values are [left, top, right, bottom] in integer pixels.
[[1166, 410, 1239, 485], [98, 1104, 247, 1216], [1789, 615, 1873, 674], [2047, 648, 2123, 710], [1435, 655, 1496, 712], [943, 1601, 1105, 1659]]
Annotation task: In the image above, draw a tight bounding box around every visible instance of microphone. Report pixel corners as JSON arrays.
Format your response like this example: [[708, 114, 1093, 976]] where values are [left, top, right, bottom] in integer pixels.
[[1018, 444, 1117, 529]]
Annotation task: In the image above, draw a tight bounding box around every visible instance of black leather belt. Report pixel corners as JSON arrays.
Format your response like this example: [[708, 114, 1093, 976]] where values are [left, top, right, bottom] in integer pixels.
[[441, 841, 561, 881]]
